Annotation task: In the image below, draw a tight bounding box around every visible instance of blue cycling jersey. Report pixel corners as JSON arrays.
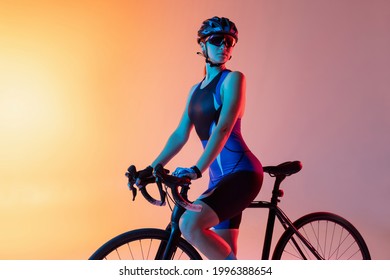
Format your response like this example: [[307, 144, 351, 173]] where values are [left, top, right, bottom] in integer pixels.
[[188, 70, 262, 189]]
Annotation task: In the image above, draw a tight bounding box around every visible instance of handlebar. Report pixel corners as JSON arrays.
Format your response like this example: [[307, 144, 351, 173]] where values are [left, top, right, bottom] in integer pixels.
[[126, 164, 202, 212]]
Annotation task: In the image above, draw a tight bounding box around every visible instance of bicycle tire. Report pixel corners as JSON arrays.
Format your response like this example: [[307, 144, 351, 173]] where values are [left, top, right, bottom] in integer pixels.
[[272, 212, 371, 260], [89, 228, 202, 260]]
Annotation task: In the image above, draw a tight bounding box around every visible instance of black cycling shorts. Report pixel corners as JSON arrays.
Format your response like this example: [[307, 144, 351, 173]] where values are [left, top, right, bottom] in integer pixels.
[[199, 171, 263, 229]]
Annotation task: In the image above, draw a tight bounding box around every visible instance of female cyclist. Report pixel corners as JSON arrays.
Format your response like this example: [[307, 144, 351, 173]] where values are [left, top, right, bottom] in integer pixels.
[[132, 16, 263, 260]]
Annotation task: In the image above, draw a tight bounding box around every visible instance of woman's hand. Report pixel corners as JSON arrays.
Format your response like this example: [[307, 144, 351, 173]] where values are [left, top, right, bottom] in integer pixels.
[[125, 165, 154, 187], [172, 166, 202, 180]]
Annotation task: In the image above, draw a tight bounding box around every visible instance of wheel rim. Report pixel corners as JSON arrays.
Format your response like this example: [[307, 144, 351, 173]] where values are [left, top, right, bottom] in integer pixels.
[[102, 237, 193, 260], [90, 229, 201, 260]]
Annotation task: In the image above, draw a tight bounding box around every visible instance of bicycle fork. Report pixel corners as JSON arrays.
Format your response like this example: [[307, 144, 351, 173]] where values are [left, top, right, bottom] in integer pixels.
[[155, 205, 186, 260]]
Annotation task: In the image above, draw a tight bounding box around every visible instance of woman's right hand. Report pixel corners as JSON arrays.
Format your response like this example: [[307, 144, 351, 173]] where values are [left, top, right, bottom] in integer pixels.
[[134, 166, 154, 186], [125, 165, 153, 186]]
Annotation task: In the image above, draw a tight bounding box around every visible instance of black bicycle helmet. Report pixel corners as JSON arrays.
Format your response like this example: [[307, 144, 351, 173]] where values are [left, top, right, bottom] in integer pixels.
[[197, 16, 238, 44]]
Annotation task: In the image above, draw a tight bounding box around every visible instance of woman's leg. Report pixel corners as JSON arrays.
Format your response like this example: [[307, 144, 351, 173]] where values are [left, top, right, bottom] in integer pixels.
[[179, 201, 234, 260], [212, 228, 239, 255], [180, 171, 262, 259]]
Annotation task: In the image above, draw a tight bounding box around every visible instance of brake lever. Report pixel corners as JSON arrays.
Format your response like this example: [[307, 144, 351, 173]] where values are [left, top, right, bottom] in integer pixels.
[[126, 165, 138, 201], [128, 181, 137, 201]]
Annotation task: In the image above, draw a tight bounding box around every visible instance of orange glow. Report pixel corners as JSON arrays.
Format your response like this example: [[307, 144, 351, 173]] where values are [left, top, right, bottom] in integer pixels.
[[0, 0, 389, 259]]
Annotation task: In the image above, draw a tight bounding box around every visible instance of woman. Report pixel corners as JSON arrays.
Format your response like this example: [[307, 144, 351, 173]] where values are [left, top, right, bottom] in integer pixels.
[[133, 16, 263, 260]]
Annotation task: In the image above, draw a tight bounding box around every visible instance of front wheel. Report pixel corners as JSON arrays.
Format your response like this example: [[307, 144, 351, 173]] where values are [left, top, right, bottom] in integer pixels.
[[89, 228, 202, 260], [272, 212, 371, 260]]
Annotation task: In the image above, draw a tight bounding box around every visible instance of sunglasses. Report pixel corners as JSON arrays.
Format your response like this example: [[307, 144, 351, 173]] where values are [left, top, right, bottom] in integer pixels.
[[206, 34, 236, 48]]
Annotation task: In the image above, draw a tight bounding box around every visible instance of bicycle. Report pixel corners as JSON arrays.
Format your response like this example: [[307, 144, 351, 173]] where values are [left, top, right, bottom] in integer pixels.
[[89, 161, 371, 260]]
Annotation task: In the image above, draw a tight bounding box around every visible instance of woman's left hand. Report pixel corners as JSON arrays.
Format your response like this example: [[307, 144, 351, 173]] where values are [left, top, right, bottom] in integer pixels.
[[172, 166, 202, 180]]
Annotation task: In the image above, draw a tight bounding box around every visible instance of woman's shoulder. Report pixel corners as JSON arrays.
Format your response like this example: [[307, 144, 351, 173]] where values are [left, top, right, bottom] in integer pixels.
[[186, 82, 201, 100], [225, 70, 245, 80], [223, 70, 245, 88], [189, 82, 200, 94]]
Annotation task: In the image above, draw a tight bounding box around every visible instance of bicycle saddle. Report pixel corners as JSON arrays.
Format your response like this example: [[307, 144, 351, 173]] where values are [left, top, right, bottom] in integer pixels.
[[263, 161, 302, 177]]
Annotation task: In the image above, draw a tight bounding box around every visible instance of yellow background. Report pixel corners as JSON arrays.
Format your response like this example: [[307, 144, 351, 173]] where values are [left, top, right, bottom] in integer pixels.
[[1, 0, 389, 259]]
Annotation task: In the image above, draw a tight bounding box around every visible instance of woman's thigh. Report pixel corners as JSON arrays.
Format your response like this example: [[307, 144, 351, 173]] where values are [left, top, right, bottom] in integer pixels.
[[179, 200, 220, 231], [200, 171, 263, 225]]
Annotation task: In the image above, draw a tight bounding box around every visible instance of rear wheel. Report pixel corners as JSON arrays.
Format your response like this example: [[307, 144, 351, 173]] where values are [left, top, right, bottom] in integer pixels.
[[272, 212, 371, 260], [89, 228, 202, 260]]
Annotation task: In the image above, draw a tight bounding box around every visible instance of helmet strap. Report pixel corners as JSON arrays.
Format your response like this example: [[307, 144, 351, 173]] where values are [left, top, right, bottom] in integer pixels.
[[197, 45, 225, 67], [206, 58, 224, 67]]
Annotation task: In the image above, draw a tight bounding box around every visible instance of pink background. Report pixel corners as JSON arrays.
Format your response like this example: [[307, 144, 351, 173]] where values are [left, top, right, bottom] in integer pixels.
[[0, 0, 389, 259]]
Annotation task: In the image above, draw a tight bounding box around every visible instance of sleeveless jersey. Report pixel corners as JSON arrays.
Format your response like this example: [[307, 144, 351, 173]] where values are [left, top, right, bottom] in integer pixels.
[[188, 70, 262, 189]]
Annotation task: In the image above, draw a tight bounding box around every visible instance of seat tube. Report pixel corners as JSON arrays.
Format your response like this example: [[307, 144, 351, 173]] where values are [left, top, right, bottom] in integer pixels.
[[261, 175, 285, 260], [262, 208, 277, 260]]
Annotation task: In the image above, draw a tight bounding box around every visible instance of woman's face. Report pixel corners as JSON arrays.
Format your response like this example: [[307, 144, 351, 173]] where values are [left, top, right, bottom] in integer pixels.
[[201, 34, 236, 65]]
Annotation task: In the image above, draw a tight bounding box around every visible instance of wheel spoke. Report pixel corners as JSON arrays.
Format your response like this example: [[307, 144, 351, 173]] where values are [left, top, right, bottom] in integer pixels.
[[273, 213, 370, 260], [127, 243, 134, 260]]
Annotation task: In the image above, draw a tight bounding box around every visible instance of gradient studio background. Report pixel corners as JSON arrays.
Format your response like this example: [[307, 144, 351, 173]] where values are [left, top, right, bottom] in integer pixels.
[[0, 0, 389, 259]]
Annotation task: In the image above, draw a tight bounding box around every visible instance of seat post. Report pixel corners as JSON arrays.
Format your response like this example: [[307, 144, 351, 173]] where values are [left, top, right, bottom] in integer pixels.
[[271, 175, 286, 205]]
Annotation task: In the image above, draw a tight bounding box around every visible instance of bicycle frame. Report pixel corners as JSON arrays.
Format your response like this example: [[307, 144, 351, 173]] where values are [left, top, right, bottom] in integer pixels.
[[157, 188, 189, 260], [91, 162, 369, 260], [248, 175, 323, 260], [160, 206, 186, 259], [157, 174, 323, 260]]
